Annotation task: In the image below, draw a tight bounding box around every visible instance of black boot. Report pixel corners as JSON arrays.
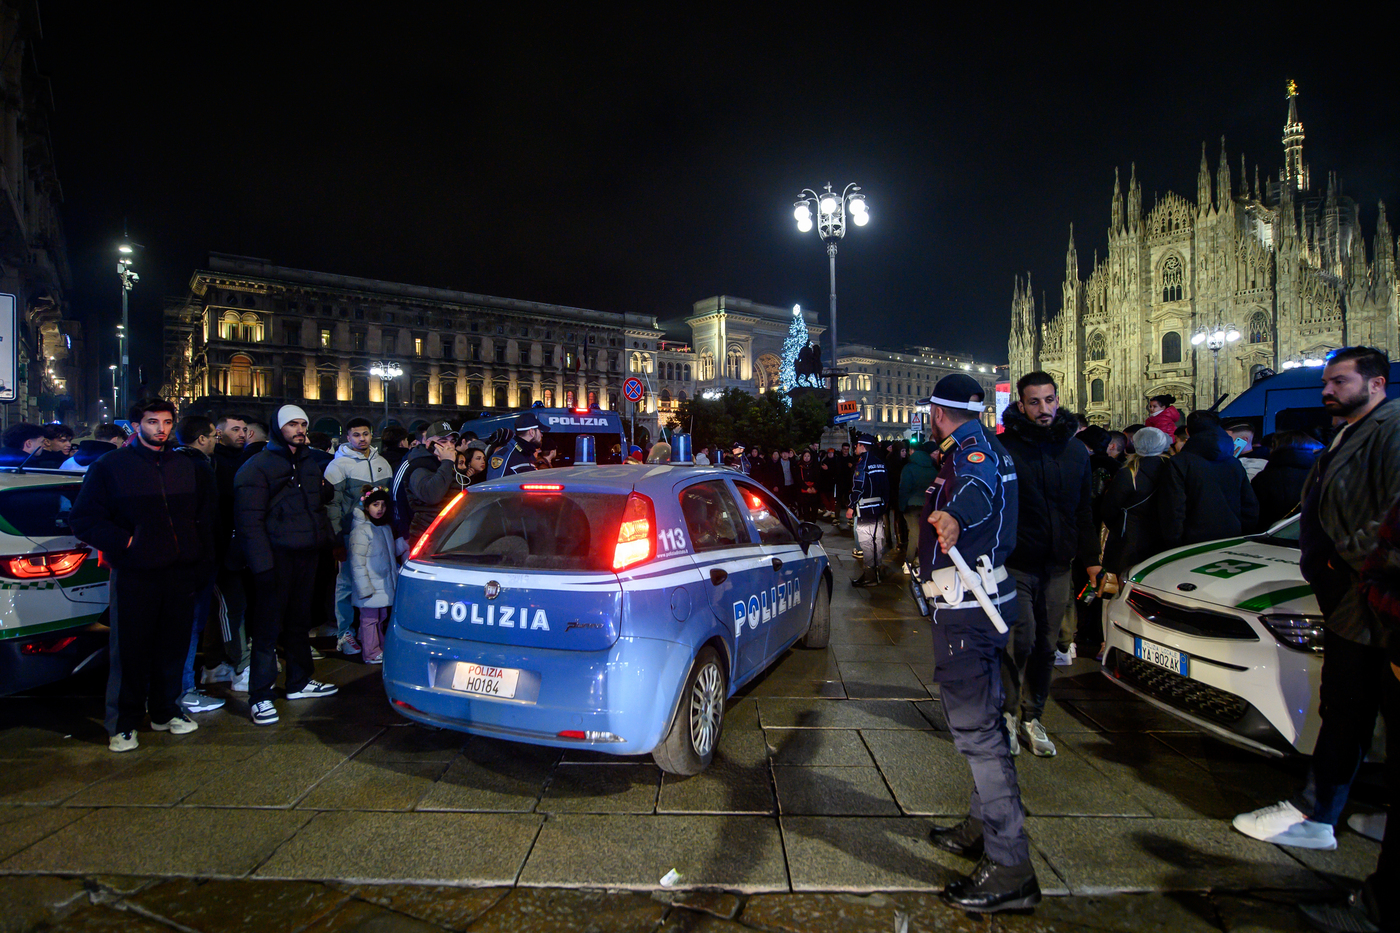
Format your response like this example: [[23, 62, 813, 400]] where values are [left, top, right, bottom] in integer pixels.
[[850, 570, 878, 588], [928, 816, 984, 858], [943, 855, 1041, 912]]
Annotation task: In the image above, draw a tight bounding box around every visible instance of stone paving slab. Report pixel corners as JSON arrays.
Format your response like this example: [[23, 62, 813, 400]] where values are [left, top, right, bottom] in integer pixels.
[[757, 699, 931, 731], [772, 766, 900, 816], [1063, 699, 1200, 734], [993, 892, 1225, 932], [1056, 733, 1260, 820], [0, 873, 89, 933], [829, 645, 925, 664], [1014, 741, 1152, 817], [1025, 816, 1334, 895], [297, 759, 449, 811], [126, 878, 348, 933], [465, 887, 667, 933], [538, 763, 661, 813], [42, 903, 174, 932], [0, 805, 91, 861], [738, 891, 985, 933], [331, 882, 508, 930], [834, 662, 929, 700], [1035, 697, 1105, 734], [2, 806, 312, 877], [415, 753, 550, 813], [658, 730, 774, 815], [180, 744, 348, 808], [0, 751, 141, 805], [519, 814, 787, 891], [741, 678, 847, 699], [254, 811, 542, 884], [764, 729, 874, 767], [352, 723, 468, 762], [62, 751, 230, 808], [859, 729, 970, 815]]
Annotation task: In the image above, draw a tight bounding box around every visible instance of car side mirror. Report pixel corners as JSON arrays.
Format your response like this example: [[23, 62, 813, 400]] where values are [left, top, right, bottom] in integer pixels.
[[798, 521, 823, 554]]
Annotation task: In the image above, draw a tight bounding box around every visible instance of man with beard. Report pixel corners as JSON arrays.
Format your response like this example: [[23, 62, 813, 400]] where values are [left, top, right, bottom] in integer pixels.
[[996, 372, 1098, 758], [235, 405, 338, 726], [70, 399, 216, 751], [918, 374, 1038, 912], [1234, 349, 1399, 931]]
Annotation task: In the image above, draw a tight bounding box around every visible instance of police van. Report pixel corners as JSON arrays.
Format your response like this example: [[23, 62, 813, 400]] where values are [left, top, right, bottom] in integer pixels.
[[0, 468, 110, 695], [382, 441, 832, 775], [458, 407, 628, 467]]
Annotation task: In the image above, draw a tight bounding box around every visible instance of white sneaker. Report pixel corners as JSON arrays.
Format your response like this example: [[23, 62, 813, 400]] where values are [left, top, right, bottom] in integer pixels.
[[1346, 811, 1387, 842], [180, 690, 226, 713], [230, 668, 250, 692], [1232, 801, 1337, 850], [108, 731, 138, 752], [1021, 718, 1056, 757], [251, 700, 279, 726], [151, 713, 199, 735], [1069, 643, 1078, 660], [1054, 649, 1073, 666], [337, 633, 362, 656], [286, 680, 339, 700], [201, 663, 234, 684], [1004, 712, 1020, 756]]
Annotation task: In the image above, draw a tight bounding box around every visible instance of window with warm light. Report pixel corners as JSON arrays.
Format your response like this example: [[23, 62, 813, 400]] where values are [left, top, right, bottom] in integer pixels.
[[320, 329, 331, 348], [415, 337, 424, 358]]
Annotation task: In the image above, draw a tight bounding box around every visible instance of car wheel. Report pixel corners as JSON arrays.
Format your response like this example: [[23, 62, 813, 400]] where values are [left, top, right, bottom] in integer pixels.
[[800, 577, 831, 648], [652, 646, 725, 776]]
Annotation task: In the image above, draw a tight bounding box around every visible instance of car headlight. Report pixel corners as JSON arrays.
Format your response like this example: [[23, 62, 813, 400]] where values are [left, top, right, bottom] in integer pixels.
[[1259, 613, 1325, 653]]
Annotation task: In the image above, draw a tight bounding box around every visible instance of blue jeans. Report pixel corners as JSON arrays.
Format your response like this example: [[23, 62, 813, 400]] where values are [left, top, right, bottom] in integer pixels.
[[182, 581, 217, 696], [334, 559, 355, 638]]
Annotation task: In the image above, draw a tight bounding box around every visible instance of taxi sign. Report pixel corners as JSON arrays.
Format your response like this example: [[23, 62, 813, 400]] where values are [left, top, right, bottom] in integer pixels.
[[837, 400, 859, 415], [622, 377, 645, 402]]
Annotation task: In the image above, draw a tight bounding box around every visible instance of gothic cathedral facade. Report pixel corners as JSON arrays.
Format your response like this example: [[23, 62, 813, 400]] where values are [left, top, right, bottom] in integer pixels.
[[1008, 84, 1398, 428]]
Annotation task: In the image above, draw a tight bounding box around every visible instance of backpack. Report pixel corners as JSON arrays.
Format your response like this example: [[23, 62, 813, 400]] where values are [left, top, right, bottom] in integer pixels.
[[390, 454, 436, 539]]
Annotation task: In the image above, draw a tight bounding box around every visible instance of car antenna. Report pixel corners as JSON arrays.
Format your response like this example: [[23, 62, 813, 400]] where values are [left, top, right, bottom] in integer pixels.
[[13, 445, 44, 475]]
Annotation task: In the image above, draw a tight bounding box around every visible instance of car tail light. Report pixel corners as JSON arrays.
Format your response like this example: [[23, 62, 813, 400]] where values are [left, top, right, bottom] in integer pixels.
[[612, 492, 655, 572], [1, 548, 90, 580], [408, 492, 467, 561], [520, 484, 564, 493], [22, 635, 78, 655]]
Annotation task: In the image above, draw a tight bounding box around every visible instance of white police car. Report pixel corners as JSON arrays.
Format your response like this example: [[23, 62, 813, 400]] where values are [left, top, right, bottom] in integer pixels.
[[1101, 516, 1323, 756], [0, 469, 110, 695], [382, 460, 831, 774]]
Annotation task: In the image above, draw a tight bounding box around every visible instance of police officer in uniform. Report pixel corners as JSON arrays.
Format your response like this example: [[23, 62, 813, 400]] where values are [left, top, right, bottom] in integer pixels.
[[848, 433, 889, 586], [918, 373, 1039, 912], [729, 443, 750, 475], [487, 412, 547, 479]]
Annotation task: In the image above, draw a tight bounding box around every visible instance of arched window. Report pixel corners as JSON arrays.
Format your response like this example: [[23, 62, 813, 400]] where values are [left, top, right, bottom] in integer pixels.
[[1091, 378, 1105, 403], [630, 352, 643, 373], [542, 388, 554, 407], [410, 381, 427, 406], [1249, 311, 1271, 344], [439, 380, 456, 405], [698, 352, 714, 381], [468, 383, 483, 408], [1161, 255, 1184, 302], [240, 313, 263, 342], [318, 372, 338, 402], [494, 385, 508, 408], [1086, 331, 1108, 362], [587, 391, 598, 408], [725, 346, 743, 379], [351, 375, 369, 403], [1161, 331, 1182, 364], [385, 379, 400, 408], [678, 390, 688, 402], [221, 311, 240, 340], [660, 389, 671, 403], [517, 386, 532, 407], [230, 355, 253, 396], [683, 364, 691, 382]]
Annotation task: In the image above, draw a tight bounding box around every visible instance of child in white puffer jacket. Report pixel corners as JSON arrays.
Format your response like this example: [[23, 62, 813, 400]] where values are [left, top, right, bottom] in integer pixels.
[[349, 486, 407, 664]]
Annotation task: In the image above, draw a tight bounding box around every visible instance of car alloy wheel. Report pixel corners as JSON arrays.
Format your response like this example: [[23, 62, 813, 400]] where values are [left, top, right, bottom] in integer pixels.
[[689, 660, 724, 757]]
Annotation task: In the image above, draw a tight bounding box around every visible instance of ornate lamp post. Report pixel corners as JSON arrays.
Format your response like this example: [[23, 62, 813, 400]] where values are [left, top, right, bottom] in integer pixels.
[[117, 241, 138, 416], [369, 360, 402, 424], [1191, 323, 1241, 404], [108, 364, 118, 421], [793, 183, 867, 394]]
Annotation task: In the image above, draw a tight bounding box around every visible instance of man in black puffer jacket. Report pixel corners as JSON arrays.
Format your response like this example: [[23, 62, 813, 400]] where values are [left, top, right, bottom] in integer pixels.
[[1251, 431, 1323, 529], [69, 399, 216, 752], [1159, 410, 1259, 547], [997, 373, 1099, 758], [234, 404, 339, 726]]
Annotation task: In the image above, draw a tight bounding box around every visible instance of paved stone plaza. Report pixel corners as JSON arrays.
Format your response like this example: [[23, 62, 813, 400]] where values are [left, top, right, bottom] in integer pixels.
[[0, 541, 1383, 931]]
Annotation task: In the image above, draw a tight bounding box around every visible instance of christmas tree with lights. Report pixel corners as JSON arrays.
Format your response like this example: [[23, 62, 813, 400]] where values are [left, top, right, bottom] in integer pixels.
[[781, 305, 820, 395]]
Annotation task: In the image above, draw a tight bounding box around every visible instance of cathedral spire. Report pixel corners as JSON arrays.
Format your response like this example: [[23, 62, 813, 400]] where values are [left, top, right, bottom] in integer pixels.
[[1217, 136, 1232, 212], [1066, 224, 1078, 281], [1375, 201, 1395, 288], [1127, 163, 1141, 229], [1283, 79, 1308, 192], [1111, 167, 1124, 234], [1277, 167, 1297, 241], [1197, 142, 1212, 213]]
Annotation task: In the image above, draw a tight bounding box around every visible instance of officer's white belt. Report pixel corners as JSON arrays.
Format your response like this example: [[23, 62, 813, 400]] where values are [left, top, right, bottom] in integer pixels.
[[857, 497, 883, 506], [922, 565, 1011, 610]]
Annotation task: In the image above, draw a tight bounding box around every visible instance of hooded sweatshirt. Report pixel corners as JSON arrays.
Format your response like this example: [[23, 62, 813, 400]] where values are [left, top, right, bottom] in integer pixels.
[[897, 446, 939, 511], [323, 442, 393, 537], [1159, 423, 1259, 548], [60, 439, 121, 472]]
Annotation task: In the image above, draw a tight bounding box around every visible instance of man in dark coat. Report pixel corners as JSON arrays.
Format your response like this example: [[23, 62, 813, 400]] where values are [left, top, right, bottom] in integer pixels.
[[1159, 410, 1259, 548], [206, 414, 251, 690], [234, 404, 339, 726], [1251, 431, 1323, 529], [69, 399, 216, 752], [997, 373, 1098, 758]]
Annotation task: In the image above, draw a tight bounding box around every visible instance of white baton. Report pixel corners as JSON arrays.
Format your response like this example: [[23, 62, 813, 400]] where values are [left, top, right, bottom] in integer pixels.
[[947, 545, 1008, 634]]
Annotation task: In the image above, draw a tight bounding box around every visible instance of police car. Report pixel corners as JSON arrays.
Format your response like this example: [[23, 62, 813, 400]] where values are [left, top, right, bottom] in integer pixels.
[[382, 454, 831, 774], [1101, 516, 1323, 756], [0, 469, 110, 695]]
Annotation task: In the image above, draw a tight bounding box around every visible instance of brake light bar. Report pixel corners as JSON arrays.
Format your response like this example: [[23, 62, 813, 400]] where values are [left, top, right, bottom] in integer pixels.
[[612, 491, 655, 572], [520, 484, 564, 492], [1, 548, 89, 580], [408, 491, 466, 561]]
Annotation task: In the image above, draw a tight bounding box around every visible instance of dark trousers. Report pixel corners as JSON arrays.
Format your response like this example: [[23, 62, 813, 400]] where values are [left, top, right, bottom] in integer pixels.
[[939, 653, 1031, 866], [205, 566, 250, 673], [105, 567, 200, 735], [1003, 567, 1073, 722], [247, 548, 319, 704], [1294, 630, 1392, 825]]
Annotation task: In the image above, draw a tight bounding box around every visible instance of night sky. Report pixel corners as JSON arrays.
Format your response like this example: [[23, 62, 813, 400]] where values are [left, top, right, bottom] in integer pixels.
[[37, 6, 1400, 387]]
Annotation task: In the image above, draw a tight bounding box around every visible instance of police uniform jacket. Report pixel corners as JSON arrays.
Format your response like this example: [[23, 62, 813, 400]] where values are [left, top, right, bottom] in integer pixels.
[[488, 438, 539, 479], [848, 450, 888, 520], [917, 419, 1019, 674]]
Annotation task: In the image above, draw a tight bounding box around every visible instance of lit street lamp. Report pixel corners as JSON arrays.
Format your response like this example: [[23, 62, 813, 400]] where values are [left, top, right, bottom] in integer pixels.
[[1191, 323, 1241, 405], [793, 183, 867, 396], [117, 238, 139, 416], [369, 360, 403, 425]]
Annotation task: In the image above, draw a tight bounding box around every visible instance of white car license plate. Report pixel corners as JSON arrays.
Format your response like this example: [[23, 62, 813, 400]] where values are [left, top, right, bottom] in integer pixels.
[[1135, 637, 1188, 676], [451, 662, 521, 699]]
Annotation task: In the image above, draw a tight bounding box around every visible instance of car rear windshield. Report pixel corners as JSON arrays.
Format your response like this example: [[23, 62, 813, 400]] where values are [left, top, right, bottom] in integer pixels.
[[417, 489, 627, 571], [0, 484, 83, 538]]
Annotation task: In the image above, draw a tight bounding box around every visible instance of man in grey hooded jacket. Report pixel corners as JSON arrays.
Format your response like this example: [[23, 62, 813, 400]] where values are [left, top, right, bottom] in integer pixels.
[[322, 417, 393, 654]]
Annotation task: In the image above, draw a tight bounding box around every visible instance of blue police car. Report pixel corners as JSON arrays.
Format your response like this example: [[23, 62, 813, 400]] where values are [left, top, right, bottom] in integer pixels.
[[382, 459, 830, 774]]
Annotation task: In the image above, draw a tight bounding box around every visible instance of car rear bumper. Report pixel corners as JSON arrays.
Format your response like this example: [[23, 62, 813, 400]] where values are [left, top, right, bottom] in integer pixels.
[[383, 621, 695, 756], [0, 621, 108, 696]]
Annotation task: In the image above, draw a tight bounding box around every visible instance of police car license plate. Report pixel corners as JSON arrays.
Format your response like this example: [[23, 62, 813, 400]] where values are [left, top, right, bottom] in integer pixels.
[[451, 662, 521, 699], [1134, 637, 1188, 676]]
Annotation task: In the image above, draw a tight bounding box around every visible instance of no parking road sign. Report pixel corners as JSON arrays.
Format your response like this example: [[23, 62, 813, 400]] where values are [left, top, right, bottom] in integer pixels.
[[622, 377, 645, 403]]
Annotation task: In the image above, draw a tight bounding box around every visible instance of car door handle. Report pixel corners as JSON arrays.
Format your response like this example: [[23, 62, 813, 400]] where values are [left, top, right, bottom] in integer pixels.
[[771, 558, 783, 571], [710, 568, 728, 586]]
